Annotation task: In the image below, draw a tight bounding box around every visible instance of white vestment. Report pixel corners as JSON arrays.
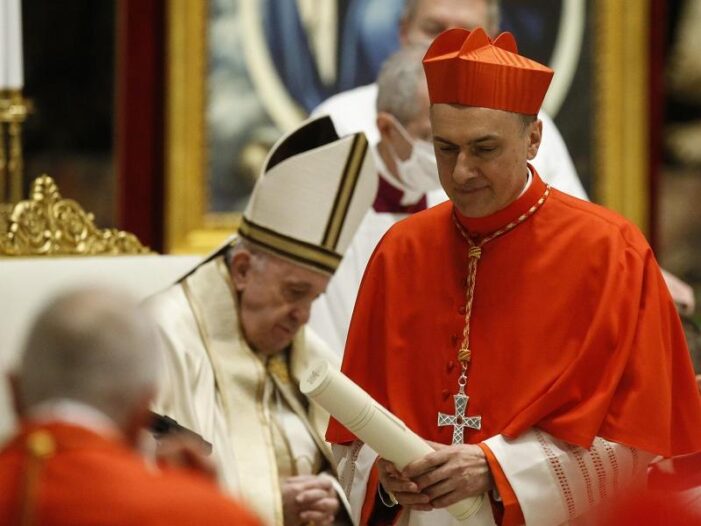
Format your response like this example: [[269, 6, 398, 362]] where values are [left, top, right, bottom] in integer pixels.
[[309, 84, 588, 356], [335, 430, 653, 525], [145, 254, 350, 526]]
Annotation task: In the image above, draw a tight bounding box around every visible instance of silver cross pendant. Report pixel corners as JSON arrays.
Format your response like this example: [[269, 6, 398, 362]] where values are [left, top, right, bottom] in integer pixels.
[[437, 392, 482, 444]]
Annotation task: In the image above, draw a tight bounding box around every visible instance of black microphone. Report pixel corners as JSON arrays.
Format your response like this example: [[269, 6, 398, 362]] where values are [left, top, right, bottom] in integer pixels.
[[148, 411, 213, 455]]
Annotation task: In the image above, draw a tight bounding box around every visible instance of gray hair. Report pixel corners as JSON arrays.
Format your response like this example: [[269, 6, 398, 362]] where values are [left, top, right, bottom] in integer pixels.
[[402, 0, 501, 37], [225, 237, 270, 272], [18, 287, 162, 428], [376, 44, 429, 126]]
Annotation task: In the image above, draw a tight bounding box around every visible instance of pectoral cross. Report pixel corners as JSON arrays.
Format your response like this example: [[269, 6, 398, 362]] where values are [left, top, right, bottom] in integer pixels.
[[437, 392, 482, 444]]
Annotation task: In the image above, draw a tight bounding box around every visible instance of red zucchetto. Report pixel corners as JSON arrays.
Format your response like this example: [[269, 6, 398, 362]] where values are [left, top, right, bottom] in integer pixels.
[[422, 27, 554, 115]]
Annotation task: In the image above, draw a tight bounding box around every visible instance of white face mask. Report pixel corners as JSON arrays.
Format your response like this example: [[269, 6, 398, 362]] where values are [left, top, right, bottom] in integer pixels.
[[387, 116, 441, 194]]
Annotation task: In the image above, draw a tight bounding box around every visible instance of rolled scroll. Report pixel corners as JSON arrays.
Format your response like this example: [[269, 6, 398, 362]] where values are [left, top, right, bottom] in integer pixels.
[[301, 360, 483, 521]]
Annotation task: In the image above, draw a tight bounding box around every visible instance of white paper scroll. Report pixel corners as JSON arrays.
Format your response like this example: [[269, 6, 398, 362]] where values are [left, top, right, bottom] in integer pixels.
[[301, 360, 483, 521]]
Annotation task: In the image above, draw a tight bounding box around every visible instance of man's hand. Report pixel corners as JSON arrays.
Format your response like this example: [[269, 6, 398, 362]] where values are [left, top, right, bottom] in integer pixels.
[[400, 441, 493, 509], [282, 475, 339, 526], [155, 433, 217, 481], [376, 458, 432, 511]]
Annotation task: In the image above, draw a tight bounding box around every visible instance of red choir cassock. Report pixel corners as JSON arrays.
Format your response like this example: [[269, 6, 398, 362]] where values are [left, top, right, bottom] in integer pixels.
[[327, 25, 701, 525], [0, 422, 262, 526], [326, 171, 701, 523], [327, 170, 701, 452]]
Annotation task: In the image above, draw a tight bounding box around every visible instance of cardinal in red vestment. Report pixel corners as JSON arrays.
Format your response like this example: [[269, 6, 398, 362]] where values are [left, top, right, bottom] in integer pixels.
[[326, 27, 701, 526]]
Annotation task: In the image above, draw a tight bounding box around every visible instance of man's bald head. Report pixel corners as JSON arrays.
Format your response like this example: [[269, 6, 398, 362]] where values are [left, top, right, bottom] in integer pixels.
[[18, 287, 162, 429]]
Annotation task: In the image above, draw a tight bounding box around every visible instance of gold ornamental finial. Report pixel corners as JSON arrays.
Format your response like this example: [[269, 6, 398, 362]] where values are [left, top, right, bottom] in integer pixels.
[[0, 175, 150, 256]]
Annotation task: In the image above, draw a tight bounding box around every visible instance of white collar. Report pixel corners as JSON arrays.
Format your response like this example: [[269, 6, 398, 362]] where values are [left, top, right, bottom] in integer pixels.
[[28, 398, 121, 438]]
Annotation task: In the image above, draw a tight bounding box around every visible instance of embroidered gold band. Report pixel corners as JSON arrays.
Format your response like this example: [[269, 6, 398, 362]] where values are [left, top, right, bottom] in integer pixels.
[[239, 218, 341, 274], [322, 133, 368, 250]]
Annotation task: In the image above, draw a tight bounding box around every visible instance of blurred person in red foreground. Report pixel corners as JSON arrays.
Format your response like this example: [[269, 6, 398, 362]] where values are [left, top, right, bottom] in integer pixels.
[[0, 287, 261, 526], [601, 454, 701, 525]]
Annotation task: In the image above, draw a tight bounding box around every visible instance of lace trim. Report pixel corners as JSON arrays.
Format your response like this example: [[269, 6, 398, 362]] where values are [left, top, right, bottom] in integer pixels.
[[536, 429, 576, 520], [630, 447, 640, 477], [600, 439, 620, 491], [590, 439, 608, 501], [570, 445, 595, 507], [339, 441, 364, 497]]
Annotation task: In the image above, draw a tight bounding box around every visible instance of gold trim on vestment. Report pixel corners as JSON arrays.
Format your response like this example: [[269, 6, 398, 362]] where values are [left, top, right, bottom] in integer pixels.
[[19, 431, 55, 526], [269, 369, 336, 471], [255, 364, 284, 525], [181, 280, 222, 397], [265, 363, 301, 478], [268, 354, 292, 384], [270, 414, 298, 477], [321, 133, 368, 251], [239, 218, 341, 274]]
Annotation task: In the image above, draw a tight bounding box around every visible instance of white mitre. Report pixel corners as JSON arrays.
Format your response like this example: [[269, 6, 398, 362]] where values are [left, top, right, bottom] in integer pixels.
[[238, 115, 377, 275]]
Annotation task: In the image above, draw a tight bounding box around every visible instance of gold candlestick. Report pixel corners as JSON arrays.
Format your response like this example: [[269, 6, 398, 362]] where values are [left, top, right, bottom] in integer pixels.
[[0, 120, 6, 203], [0, 88, 152, 256], [0, 89, 31, 204]]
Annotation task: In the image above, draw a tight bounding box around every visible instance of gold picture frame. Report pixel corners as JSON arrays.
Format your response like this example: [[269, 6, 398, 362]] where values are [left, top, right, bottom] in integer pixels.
[[594, 0, 650, 234], [165, 0, 651, 254], [165, 0, 237, 254]]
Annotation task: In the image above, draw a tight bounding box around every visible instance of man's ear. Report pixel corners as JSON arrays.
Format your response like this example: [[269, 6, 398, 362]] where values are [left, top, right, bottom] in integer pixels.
[[526, 119, 543, 161], [376, 112, 395, 142], [229, 250, 253, 292], [7, 372, 23, 419]]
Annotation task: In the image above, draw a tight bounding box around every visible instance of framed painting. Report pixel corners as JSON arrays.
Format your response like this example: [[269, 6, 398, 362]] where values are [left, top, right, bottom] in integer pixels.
[[165, 0, 651, 254]]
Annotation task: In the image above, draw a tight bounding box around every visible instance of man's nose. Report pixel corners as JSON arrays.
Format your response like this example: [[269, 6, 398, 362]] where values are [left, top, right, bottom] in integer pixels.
[[452, 151, 479, 184], [290, 302, 311, 325]]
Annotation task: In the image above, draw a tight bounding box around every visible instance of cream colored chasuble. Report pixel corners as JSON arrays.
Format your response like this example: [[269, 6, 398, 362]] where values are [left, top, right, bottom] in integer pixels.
[[174, 256, 339, 525], [266, 355, 324, 477]]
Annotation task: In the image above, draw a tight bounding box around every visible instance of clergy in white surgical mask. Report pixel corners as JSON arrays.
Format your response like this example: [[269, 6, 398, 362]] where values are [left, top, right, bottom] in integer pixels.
[[374, 46, 443, 203], [383, 114, 440, 195]]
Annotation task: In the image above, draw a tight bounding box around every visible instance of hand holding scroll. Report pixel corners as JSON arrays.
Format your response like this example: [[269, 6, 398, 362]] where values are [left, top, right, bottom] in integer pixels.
[[376, 458, 432, 511], [402, 441, 493, 509], [301, 361, 484, 520]]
